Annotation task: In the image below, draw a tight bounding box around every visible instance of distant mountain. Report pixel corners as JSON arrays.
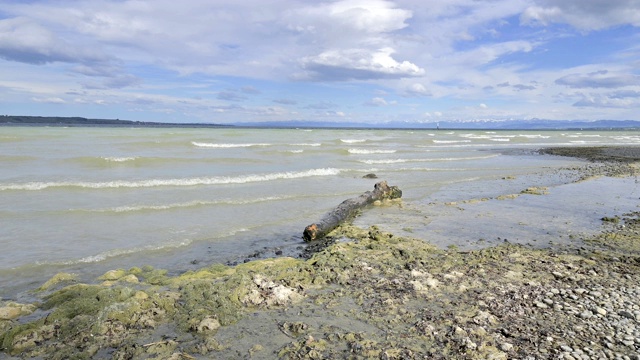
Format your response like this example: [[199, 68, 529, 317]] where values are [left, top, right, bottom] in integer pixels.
[[0, 115, 230, 128]]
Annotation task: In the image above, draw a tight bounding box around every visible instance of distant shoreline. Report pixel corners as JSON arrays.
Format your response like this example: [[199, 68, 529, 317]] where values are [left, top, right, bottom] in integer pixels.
[[3, 115, 640, 131], [0, 115, 232, 128]]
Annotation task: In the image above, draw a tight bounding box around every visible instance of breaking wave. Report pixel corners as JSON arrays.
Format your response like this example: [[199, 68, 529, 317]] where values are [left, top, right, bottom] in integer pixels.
[[348, 149, 397, 154], [0, 168, 341, 191]]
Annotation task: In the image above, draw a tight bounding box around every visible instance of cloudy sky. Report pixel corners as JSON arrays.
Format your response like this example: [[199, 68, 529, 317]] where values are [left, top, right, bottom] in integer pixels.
[[1, 0, 639, 124]]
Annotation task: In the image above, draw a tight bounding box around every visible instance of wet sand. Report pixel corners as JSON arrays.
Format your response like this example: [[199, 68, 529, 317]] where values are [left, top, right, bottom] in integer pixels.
[[1, 146, 639, 359]]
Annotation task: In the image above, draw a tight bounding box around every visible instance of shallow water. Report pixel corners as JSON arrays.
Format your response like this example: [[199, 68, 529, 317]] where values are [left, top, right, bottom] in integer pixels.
[[2, 127, 640, 300]]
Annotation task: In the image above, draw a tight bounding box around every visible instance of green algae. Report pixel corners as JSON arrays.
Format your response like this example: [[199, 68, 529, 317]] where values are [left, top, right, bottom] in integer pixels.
[[2, 218, 640, 358], [37, 272, 78, 292]]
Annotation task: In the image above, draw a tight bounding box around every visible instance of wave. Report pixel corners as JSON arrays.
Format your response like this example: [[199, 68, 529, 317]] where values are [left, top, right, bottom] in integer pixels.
[[0, 168, 341, 191], [291, 143, 321, 147], [432, 140, 472, 144], [31, 228, 252, 267], [192, 141, 271, 148], [82, 196, 296, 214], [341, 139, 366, 143], [348, 149, 397, 154], [358, 155, 498, 164], [103, 156, 137, 162]]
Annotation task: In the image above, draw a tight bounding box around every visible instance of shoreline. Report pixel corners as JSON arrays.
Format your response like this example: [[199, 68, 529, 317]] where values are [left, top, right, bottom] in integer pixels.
[[1, 146, 640, 359]]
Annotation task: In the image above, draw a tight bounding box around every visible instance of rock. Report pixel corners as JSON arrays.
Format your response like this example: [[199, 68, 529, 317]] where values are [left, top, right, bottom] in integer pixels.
[[0, 306, 22, 320], [560, 345, 573, 352], [424, 277, 440, 288], [244, 274, 304, 306], [197, 316, 221, 333], [37, 272, 78, 291], [120, 274, 140, 283], [500, 342, 514, 352], [578, 310, 592, 319], [535, 302, 548, 309], [363, 173, 378, 179], [619, 310, 636, 320], [99, 269, 127, 281], [594, 307, 607, 316], [0, 303, 35, 320]]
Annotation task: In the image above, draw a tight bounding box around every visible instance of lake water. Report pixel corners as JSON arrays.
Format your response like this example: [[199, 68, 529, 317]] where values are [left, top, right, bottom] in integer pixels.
[[2, 126, 639, 300]]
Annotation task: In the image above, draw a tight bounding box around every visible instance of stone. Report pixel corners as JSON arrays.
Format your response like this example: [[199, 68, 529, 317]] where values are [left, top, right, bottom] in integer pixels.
[[0, 306, 22, 320], [197, 316, 221, 333], [595, 307, 607, 316], [99, 269, 127, 281], [619, 311, 636, 320], [535, 302, 548, 309], [578, 310, 592, 319]]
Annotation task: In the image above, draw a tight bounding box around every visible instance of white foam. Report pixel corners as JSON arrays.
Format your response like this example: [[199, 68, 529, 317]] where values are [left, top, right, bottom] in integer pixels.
[[291, 143, 321, 147], [359, 155, 498, 164], [348, 149, 397, 154], [103, 156, 137, 162], [341, 139, 366, 143], [192, 141, 271, 148], [0, 168, 341, 191], [432, 140, 472, 144], [91, 196, 293, 213]]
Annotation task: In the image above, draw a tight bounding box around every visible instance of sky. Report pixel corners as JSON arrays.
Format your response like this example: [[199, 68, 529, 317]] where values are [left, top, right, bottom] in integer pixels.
[[0, 0, 639, 124]]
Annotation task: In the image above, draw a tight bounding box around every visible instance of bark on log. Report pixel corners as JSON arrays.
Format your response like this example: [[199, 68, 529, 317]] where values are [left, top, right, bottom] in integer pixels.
[[303, 181, 402, 242]]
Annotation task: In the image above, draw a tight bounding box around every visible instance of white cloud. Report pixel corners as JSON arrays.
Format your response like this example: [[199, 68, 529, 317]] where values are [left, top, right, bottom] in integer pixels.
[[573, 92, 640, 108], [0, 17, 107, 64], [320, 0, 412, 33], [366, 97, 388, 106], [31, 96, 65, 104], [1, 0, 639, 122], [404, 83, 431, 97], [555, 70, 640, 88], [301, 47, 424, 81], [521, 0, 640, 30]]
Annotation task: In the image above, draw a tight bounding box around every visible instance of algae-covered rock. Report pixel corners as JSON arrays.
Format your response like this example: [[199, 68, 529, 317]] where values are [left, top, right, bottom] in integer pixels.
[[37, 272, 78, 291], [196, 316, 221, 333], [0, 303, 35, 320], [98, 269, 127, 281]]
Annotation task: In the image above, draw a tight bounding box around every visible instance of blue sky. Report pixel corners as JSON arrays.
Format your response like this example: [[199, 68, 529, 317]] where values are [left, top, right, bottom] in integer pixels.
[[0, 0, 639, 124]]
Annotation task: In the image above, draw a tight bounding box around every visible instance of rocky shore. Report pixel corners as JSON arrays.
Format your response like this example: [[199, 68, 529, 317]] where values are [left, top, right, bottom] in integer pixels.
[[1, 146, 640, 359]]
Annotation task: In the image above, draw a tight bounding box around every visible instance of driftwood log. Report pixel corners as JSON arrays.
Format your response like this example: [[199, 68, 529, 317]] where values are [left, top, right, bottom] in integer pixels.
[[303, 181, 402, 242]]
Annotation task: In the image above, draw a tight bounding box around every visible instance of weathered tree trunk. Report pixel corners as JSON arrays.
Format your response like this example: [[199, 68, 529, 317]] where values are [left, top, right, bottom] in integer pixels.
[[303, 181, 402, 242]]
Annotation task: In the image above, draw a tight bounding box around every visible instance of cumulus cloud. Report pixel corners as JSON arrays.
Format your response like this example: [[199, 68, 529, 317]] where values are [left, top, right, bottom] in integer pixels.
[[287, 0, 412, 34], [521, 0, 640, 30], [300, 47, 425, 81], [556, 70, 640, 88], [404, 83, 432, 97], [573, 92, 640, 108], [0, 17, 106, 64], [365, 97, 388, 106]]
